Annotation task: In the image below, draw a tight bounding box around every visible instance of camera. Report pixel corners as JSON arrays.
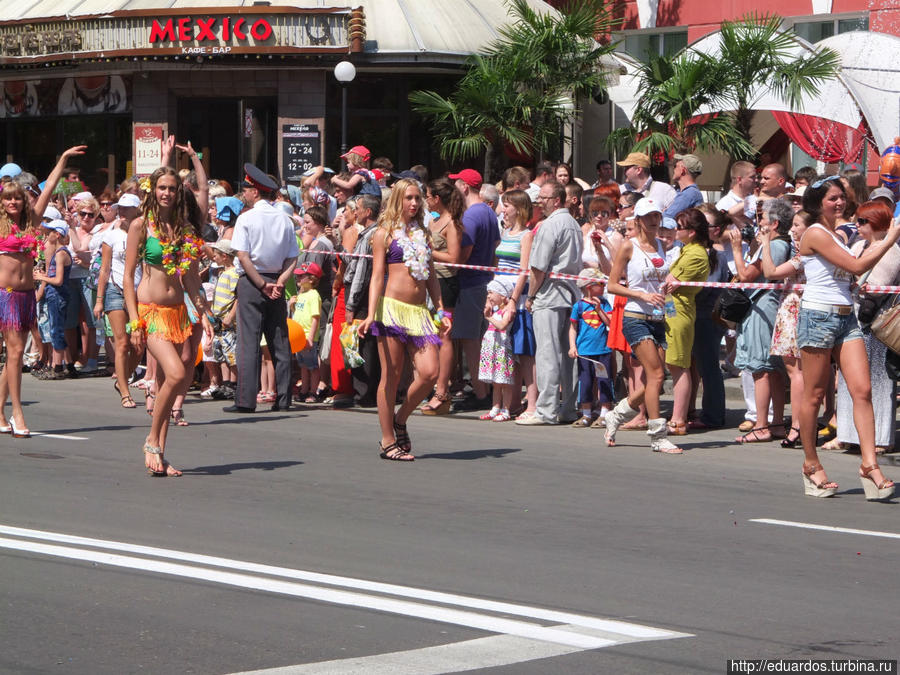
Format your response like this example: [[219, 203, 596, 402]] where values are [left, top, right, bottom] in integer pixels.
[[740, 224, 756, 242]]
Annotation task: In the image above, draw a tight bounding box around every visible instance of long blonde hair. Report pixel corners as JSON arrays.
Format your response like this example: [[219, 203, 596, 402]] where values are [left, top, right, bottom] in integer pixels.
[[377, 178, 428, 244], [0, 182, 35, 237]]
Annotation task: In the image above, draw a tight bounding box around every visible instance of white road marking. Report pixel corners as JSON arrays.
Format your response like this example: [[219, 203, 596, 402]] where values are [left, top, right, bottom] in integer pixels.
[[0, 525, 686, 640], [29, 432, 88, 440], [0, 525, 690, 669], [230, 634, 584, 674], [750, 518, 900, 540]]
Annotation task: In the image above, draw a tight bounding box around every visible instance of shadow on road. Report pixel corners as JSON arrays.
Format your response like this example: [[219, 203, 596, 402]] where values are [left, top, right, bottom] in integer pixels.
[[182, 460, 304, 475], [186, 414, 303, 426], [418, 448, 521, 460]]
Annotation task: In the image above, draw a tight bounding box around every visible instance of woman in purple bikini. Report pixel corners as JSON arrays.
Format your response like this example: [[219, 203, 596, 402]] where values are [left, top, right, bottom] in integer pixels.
[[358, 179, 451, 461]]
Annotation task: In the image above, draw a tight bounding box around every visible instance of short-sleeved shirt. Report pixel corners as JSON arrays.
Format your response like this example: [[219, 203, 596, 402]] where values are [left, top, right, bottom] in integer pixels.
[[232, 200, 300, 274], [292, 288, 322, 342], [212, 266, 239, 319], [102, 226, 141, 289], [663, 184, 703, 219], [529, 208, 583, 310], [570, 297, 612, 355], [458, 202, 500, 289], [716, 190, 757, 224]]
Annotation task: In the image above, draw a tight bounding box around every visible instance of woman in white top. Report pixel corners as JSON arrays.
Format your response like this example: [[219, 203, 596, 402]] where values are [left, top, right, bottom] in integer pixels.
[[796, 176, 900, 500], [605, 198, 681, 454], [94, 195, 143, 408]]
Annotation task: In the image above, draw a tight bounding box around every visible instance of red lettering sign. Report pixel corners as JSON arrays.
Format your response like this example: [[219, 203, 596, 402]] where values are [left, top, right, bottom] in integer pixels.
[[148, 16, 274, 43], [195, 18, 216, 41], [149, 19, 175, 43]]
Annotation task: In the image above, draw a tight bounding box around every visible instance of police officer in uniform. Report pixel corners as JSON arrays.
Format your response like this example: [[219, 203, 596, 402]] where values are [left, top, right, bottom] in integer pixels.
[[224, 164, 299, 412]]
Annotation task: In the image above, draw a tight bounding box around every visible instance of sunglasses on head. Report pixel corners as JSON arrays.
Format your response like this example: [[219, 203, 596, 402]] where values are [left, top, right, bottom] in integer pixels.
[[811, 175, 841, 190]]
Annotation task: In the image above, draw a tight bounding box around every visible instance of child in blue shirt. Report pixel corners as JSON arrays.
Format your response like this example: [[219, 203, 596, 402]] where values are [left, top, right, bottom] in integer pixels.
[[568, 269, 613, 428]]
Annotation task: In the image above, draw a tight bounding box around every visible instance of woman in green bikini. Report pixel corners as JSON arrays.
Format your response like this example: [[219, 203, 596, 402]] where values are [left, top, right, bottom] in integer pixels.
[[124, 165, 213, 476]]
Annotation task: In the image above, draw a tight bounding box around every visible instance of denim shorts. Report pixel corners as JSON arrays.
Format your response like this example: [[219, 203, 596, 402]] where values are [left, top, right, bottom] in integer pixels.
[[797, 307, 862, 350], [104, 283, 125, 312], [64, 277, 95, 329], [621, 316, 667, 350], [296, 343, 319, 369]]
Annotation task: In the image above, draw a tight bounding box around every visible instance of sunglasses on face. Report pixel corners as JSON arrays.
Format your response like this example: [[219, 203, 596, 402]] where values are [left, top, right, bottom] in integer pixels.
[[857, 218, 870, 225], [593, 211, 610, 218], [78, 211, 96, 218], [100, 201, 113, 207], [676, 225, 690, 231]]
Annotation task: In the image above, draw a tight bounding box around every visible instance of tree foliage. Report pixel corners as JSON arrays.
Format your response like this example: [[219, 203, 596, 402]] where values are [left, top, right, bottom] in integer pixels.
[[408, 0, 619, 177], [610, 13, 841, 162]]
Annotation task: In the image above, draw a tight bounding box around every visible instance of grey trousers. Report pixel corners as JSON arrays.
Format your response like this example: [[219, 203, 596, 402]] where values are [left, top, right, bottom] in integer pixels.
[[236, 274, 293, 409], [532, 307, 577, 422]]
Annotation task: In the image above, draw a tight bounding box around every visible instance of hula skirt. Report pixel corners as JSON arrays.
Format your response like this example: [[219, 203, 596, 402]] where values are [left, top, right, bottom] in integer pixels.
[[371, 296, 441, 349], [139, 302, 192, 343], [0, 287, 37, 332]]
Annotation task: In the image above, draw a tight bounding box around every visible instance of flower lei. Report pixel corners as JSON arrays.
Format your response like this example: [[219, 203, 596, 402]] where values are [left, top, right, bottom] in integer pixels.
[[11, 223, 39, 259], [148, 212, 202, 278], [393, 224, 431, 281], [139, 177, 152, 193]]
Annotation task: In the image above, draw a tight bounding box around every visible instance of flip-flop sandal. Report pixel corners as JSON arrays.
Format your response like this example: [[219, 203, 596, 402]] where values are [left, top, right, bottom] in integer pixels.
[[120, 395, 137, 408], [736, 428, 772, 443]]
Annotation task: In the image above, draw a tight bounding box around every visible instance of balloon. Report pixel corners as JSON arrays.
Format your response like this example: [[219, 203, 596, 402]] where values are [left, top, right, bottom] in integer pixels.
[[287, 318, 307, 353], [880, 137, 900, 186]]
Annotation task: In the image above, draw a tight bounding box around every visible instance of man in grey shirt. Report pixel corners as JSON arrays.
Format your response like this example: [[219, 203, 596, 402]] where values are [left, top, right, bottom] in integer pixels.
[[518, 181, 583, 425]]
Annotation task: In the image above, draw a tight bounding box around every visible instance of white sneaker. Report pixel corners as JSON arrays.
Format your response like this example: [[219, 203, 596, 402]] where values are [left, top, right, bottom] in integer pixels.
[[515, 414, 551, 426], [200, 386, 220, 400]]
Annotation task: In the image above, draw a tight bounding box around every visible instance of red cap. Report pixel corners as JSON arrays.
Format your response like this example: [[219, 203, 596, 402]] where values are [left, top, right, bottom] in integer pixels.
[[340, 145, 371, 161], [448, 169, 483, 189], [294, 262, 323, 278], [372, 169, 385, 181]]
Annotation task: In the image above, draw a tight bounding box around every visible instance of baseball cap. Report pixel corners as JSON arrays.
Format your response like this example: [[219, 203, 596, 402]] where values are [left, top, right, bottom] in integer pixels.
[[661, 216, 677, 230], [44, 219, 69, 236], [576, 268, 606, 289], [0, 163, 22, 179], [116, 193, 142, 209], [674, 153, 702, 175], [295, 261, 323, 278], [341, 145, 371, 161], [72, 191, 93, 202], [42, 205, 63, 221], [302, 166, 335, 177], [634, 198, 662, 217], [448, 169, 483, 189], [869, 186, 896, 204], [616, 152, 651, 169], [280, 184, 303, 209], [209, 239, 236, 256], [787, 185, 807, 199], [215, 196, 244, 222]]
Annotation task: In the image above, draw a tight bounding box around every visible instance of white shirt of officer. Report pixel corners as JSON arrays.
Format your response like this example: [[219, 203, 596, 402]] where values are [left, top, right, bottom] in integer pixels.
[[232, 199, 299, 274]]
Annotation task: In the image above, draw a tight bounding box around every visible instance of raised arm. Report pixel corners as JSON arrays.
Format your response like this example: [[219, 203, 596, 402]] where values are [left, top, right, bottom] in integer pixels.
[[177, 140, 208, 222], [33, 145, 87, 227], [800, 219, 900, 276]]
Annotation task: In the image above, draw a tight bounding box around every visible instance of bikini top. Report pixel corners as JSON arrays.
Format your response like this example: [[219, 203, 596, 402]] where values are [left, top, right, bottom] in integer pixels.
[[386, 237, 404, 264], [0, 224, 39, 255], [144, 234, 164, 265]]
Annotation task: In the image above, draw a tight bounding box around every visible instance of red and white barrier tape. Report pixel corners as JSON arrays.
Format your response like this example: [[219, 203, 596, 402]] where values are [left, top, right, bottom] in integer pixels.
[[319, 250, 900, 294]]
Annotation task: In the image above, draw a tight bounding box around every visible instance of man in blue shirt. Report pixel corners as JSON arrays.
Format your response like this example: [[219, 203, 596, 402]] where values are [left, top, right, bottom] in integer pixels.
[[664, 153, 704, 220]]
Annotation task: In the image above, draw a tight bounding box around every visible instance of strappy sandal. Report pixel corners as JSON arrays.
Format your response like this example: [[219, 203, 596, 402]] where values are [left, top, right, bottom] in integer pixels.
[[144, 439, 164, 475], [120, 395, 137, 408], [802, 462, 838, 497], [859, 464, 894, 501], [667, 421, 687, 436], [781, 427, 801, 448], [393, 420, 411, 452], [421, 392, 452, 416], [379, 441, 414, 462], [171, 409, 188, 426], [736, 427, 775, 443], [145, 391, 156, 417]]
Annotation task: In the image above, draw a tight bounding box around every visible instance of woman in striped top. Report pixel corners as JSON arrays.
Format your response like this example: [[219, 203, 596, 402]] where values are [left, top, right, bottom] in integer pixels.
[[497, 189, 538, 419]]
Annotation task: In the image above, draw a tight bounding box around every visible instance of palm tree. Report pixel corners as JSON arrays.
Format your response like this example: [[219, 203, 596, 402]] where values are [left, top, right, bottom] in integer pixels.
[[608, 51, 756, 160], [715, 13, 842, 154], [408, 0, 618, 178], [610, 13, 841, 162]]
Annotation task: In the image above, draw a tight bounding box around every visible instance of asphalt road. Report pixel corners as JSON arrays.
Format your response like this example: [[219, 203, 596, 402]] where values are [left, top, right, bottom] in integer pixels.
[[2, 374, 899, 674]]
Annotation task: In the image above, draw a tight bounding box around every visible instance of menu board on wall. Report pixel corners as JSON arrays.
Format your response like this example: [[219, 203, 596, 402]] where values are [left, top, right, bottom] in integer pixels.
[[281, 123, 321, 182], [134, 123, 166, 176]]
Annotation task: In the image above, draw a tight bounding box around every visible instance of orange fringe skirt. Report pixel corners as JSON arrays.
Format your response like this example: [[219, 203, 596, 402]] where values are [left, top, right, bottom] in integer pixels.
[[138, 302, 192, 343]]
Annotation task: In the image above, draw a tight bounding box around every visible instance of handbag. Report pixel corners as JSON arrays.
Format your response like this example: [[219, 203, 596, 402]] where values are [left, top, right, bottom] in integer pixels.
[[870, 295, 900, 355], [712, 286, 752, 327]]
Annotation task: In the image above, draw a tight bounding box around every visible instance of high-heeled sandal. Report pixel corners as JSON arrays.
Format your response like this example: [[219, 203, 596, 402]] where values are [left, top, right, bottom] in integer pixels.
[[859, 464, 895, 501], [393, 420, 411, 452], [171, 409, 188, 426], [145, 391, 156, 417], [802, 462, 838, 498], [421, 393, 452, 416], [781, 427, 801, 448]]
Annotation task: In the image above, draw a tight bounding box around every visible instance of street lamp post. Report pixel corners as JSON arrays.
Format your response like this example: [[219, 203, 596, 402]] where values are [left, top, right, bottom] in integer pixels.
[[333, 60, 356, 157]]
